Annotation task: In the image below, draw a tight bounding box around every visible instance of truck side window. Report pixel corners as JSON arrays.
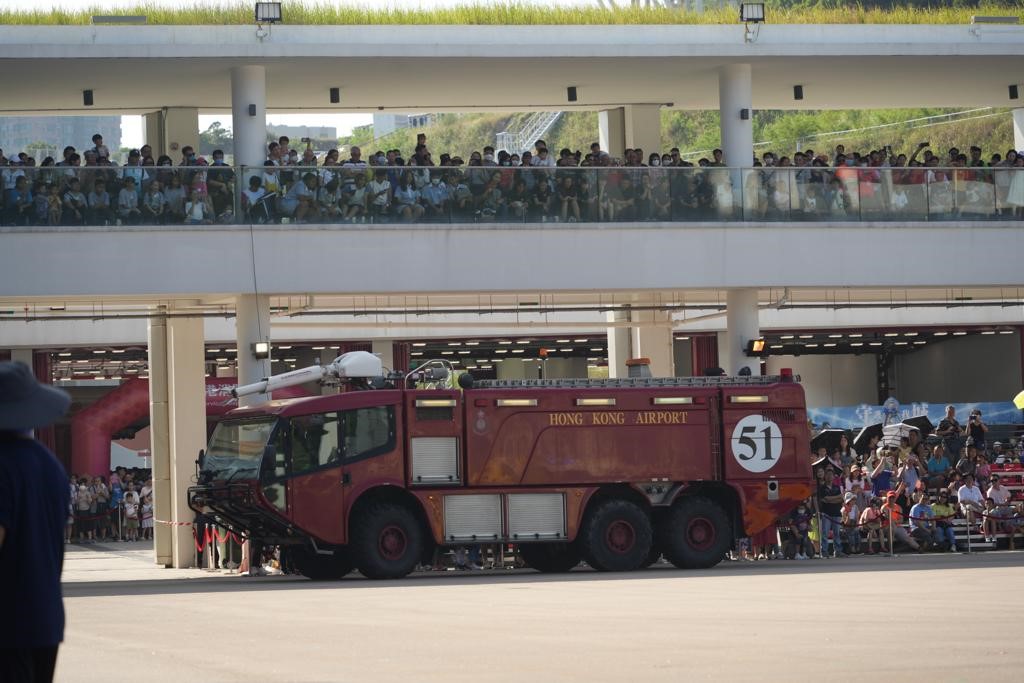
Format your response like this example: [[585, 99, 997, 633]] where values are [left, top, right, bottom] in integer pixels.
[[341, 406, 395, 462], [289, 413, 341, 474]]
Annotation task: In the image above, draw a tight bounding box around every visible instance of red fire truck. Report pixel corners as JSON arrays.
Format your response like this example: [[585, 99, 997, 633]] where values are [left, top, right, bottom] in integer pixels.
[[189, 352, 812, 579]]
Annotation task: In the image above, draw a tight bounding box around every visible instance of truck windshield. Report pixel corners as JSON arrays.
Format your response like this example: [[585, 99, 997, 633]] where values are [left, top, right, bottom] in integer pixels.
[[203, 418, 278, 482]]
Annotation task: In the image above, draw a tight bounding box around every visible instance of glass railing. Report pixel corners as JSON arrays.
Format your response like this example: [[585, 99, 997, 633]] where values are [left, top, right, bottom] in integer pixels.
[[2, 164, 1020, 227]]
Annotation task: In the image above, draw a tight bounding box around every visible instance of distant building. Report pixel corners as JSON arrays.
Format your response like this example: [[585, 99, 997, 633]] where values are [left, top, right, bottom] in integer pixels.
[[0, 116, 121, 159], [372, 113, 435, 139], [267, 125, 337, 141]]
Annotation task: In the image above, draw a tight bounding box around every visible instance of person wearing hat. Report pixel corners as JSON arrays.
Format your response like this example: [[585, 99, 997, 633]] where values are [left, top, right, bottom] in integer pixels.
[[0, 362, 71, 682], [881, 488, 922, 552]]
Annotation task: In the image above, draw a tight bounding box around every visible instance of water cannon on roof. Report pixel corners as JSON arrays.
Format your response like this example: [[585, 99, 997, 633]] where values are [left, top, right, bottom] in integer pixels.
[[232, 350, 383, 399]]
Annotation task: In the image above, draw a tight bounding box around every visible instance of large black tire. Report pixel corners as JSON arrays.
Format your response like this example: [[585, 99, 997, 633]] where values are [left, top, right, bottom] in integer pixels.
[[293, 547, 354, 581], [350, 502, 424, 579], [641, 544, 662, 569], [578, 499, 653, 572], [519, 543, 581, 573], [658, 496, 732, 569]]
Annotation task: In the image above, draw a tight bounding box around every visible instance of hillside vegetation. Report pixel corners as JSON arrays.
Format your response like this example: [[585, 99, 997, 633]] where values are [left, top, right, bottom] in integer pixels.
[[341, 108, 1015, 161], [3, 1, 1023, 25]]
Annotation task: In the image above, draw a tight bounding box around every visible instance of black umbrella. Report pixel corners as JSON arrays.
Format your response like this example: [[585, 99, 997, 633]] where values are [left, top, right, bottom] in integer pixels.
[[902, 414, 935, 436], [853, 423, 884, 454], [810, 428, 848, 454], [811, 455, 842, 473]]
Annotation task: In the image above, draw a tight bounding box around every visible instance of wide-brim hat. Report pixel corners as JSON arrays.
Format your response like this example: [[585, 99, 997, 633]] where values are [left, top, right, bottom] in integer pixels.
[[0, 361, 70, 430]]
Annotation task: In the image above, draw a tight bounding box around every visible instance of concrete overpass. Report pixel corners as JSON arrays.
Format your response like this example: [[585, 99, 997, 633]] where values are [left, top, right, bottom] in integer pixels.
[[3, 20, 1024, 567]]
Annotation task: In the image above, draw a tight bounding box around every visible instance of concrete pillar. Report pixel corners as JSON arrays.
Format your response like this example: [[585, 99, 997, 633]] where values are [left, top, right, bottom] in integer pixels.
[[143, 108, 199, 161], [543, 357, 589, 380], [143, 112, 162, 155], [629, 310, 675, 378], [606, 309, 632, 379], [718, 64, 754, 167], [231, 65, 268, 184], [10, 348, 33, 367], [624, 105, 662, 161], [235, 294, 272, 407], [598, 107, 626, 159], [496, 359, 530, 380], [371, 339, 395, 372], [166, 316, 206, 568], [725, 289, 760, 376], [147, 314, 173, 566], [1014, 108, 1024, 152]]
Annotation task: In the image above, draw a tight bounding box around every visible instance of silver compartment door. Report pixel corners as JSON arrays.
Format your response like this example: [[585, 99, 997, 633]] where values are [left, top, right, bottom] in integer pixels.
[[507, 493, 566, 541], [443, 494, 502, 542], [410, 436, 460, 484]]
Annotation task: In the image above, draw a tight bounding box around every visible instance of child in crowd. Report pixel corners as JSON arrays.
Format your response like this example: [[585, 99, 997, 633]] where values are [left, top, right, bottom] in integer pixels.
[[118, 177, 142, 224], [142, 180, 167, 224], [123, 495, 140, 542], [141, 495, 154, 541]]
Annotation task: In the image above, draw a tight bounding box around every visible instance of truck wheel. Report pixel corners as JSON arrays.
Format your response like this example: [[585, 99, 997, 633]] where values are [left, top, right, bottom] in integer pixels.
[[350, 502, 423, 579], [519, 543, 580, 573], [659, 496, 732, 569], [579, 499, 652, 572], [641, 544, 662, 569], [293, 547, 354, 581]]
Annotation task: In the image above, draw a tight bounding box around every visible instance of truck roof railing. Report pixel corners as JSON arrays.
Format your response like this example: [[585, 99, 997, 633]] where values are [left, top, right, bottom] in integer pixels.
[[471, 375, 799, 389]]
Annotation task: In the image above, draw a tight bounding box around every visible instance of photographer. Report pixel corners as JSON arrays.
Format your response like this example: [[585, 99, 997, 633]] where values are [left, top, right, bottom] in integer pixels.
[[965, 409, 988, 454], [936, 404, 963, 460]]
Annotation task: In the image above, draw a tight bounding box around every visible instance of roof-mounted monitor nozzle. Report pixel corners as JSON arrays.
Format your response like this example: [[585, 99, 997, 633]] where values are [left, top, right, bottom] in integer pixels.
[[233, 350, 382, 399]]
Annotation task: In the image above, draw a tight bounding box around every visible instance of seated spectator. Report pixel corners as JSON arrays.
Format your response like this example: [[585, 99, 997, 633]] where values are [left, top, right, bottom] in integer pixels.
[[957, 472, 985, 528], [557, 174, 580, 223], [930, 490, 958, 551], [163, 175, 187, 223], [786, 501, 813, 560], [420, 172, 449, 221], [393, 170, 424, 223], [611, 176, 637, 220], [477, 172, 505, 220], [908, 491, 939, 550], [881, 490, 921, 552], [344, 173, 370, 222], [530, 179, 555, 222], [317, 178, 343, 222], [505, 177, 529, 221], [446, 171, 473, 220], [142, 180, 167, 224], [62, 178, 87, 225], [858, 498, 883, 554], [117, 178, 143, 224], [367, 169, 392, 219], [86, 179, 114, 226], [279, 172, 320, 223], [4, 175, 33, 226], [184, 189, 214, 225], [870, 446, 896, 496]]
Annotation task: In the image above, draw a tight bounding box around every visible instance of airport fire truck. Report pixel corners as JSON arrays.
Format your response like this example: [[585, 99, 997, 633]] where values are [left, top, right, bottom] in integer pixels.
[[188, 352, 812, 580]]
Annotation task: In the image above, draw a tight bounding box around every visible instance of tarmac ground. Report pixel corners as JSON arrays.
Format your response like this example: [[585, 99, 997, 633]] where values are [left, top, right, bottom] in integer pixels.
[[59, 541, 1024, 682]]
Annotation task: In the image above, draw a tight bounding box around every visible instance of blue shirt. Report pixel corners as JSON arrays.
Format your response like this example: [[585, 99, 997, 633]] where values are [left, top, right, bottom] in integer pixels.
[[909, 502, 933, 529], [0, 433, 70, 646], [927, 456, 950, 474]]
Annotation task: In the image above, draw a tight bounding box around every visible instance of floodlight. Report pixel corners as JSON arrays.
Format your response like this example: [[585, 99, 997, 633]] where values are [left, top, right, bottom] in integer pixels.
[[255, 2, 282, 24], [745, 338, 766, 356], [251, 341, 271, 359], [740, 3, 765, 23]]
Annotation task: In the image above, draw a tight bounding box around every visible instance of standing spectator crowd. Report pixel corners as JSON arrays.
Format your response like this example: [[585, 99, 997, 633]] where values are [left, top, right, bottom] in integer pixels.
[[66, 466, 153, 544]]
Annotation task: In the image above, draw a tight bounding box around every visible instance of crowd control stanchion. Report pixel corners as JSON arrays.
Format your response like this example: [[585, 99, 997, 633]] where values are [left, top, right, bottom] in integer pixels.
[[966, 509, 973, 554], [888, 517, 895, 558]]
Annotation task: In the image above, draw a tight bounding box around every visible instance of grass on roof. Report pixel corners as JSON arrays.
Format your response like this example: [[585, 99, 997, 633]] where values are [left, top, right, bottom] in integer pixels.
[[2, 2, 1023, 26]]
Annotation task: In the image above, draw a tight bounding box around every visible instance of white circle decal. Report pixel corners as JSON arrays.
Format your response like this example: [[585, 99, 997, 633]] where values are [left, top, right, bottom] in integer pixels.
[[731, 415, 783, 473]]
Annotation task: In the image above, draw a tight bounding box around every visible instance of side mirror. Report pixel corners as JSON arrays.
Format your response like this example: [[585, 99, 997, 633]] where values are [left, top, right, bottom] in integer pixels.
[[196, 448, 206, 469]]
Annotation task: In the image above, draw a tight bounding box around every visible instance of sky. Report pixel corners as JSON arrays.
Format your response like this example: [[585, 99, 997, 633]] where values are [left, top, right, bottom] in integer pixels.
[[3, 0, 599, 147]]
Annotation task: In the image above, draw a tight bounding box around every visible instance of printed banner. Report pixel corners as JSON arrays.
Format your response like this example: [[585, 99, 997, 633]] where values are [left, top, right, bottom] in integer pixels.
[[808, 400, 1022, 431]]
